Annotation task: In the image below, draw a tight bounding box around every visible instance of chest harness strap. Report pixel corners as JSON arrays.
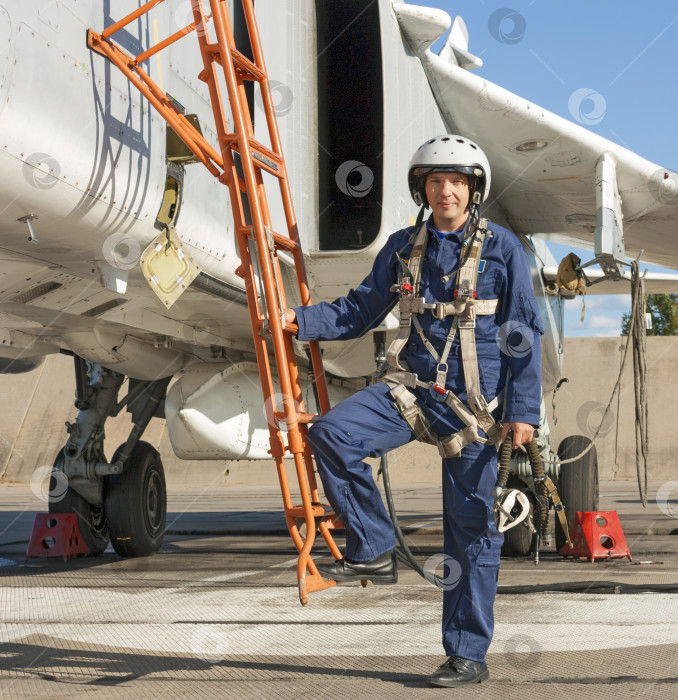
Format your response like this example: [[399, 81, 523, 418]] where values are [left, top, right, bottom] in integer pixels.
[[379, 220, 504, 458]]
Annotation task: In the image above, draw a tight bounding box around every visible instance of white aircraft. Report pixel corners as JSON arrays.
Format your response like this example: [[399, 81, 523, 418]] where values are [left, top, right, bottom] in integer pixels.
[[1, 1, 676, 558]]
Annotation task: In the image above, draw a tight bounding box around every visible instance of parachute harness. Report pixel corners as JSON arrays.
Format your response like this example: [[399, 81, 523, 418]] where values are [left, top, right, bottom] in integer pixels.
[[378, 217, 503, 458]]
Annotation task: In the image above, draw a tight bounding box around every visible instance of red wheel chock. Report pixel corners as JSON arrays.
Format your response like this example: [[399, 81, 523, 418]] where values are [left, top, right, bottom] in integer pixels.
[[26, 513, 93, 561], [559, 510, 632, 562]]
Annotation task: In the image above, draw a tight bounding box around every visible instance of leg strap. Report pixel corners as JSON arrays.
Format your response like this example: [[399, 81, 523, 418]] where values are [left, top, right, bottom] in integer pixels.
[[382, 379, 491, 458]]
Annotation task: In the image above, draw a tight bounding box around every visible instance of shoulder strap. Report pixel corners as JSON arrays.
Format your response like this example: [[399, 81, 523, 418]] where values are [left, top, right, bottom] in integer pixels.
[[385, 221, 428, 371], [455, 228, 485, 300], [408, 222, 429, 294]]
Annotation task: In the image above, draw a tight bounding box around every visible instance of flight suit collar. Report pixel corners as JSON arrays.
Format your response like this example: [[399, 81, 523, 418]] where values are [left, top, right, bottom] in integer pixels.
[[425, 215, 469, 243]]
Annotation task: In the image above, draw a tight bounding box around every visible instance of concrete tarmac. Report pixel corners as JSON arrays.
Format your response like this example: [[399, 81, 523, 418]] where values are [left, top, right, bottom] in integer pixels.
[[1, 479, 677, 698]]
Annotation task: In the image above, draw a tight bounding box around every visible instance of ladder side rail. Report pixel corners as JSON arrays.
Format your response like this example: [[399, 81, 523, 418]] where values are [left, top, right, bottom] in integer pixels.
[[207, 1, 332, 598], [282, 331, 323, 504], [241, 0, 331, 415], [207, 0, 302, 444], [186, 3, 291, 473], [233, 96, 328, 592], [190, 1, 242, 181], [226, 1, 334, 577], [193, 3, 316, 537]]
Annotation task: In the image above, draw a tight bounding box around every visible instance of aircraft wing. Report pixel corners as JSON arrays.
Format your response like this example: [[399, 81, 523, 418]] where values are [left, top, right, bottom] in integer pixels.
[[394, 5, 678, 271]]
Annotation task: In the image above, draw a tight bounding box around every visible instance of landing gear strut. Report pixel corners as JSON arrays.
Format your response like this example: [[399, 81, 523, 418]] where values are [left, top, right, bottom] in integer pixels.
[[49, 355, 171, 557], [49, 449, 109, 554]]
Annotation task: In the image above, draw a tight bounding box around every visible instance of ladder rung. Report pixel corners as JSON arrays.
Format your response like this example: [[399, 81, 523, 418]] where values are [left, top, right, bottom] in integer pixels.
[[274, 411, 317, 425], [249, 139, 283, 174], [296, 412, 317, 424], [287, 504, 335, 519], [204, 44, 265, 82], [224, 135, 283, 177], [271, 231, 299, 252], [231, 47, 266, 82]]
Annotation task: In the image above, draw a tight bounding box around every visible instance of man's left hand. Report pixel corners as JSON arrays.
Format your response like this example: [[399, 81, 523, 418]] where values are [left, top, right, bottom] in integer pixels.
[[501, 422, 534, 449]]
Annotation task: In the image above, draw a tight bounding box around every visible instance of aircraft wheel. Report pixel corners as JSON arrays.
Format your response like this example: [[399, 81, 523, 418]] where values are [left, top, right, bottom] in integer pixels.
[[105, 441, 166, 557], [48, 449, 109, 555], [555, 435, 599, 551], [500, 475, 537, 557]]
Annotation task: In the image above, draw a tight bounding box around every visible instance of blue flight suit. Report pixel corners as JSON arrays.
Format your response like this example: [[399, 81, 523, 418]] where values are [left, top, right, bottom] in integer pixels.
[[295, 216, 543, 661]]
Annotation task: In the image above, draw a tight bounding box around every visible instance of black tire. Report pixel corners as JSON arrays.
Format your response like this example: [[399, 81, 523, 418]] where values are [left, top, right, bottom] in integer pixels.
[[105, 441, 166, 557], [500, 475, 537, 557], [48, 449, 109, 555], [555, 435, 599, 551]]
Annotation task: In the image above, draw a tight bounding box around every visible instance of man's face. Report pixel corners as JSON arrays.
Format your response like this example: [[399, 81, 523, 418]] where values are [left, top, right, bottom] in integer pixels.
[[425, 171, 471, 232]]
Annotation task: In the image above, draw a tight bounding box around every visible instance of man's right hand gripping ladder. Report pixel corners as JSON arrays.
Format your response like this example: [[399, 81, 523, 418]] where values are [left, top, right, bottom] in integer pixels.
[[87, 0, 340, 604]]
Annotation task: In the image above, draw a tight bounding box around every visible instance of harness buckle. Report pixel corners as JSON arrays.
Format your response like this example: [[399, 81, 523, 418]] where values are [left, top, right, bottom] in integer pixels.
[[390, 277, 414, 295], [429, 382, 449, 402], [433, 302, 446, 320], [471, 394, 489, 412], [455, 280, 476, 299], [458, 304, 476, 329]]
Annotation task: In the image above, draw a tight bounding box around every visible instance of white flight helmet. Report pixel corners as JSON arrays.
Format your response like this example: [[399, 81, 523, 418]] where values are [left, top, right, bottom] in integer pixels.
[[408, 134, 491, 207]]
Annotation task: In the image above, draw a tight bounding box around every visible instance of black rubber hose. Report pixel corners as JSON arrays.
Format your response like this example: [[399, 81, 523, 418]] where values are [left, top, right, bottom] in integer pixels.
[[495, 430, 513, 491], [526, 438, 550, 541], [380, 453, 446, 589]]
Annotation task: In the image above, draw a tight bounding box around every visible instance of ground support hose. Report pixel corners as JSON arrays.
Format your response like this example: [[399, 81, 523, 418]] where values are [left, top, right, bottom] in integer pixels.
[[380, 454, 449, 589]]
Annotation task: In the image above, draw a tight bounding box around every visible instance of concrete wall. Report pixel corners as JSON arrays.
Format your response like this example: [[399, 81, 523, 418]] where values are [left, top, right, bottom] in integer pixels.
[[549, 336, 678, 481], [1, 337, 676, 487]]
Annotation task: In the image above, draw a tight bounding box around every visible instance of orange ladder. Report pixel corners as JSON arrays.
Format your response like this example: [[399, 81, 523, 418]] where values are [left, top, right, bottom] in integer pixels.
[[88, 0, 341, 604]]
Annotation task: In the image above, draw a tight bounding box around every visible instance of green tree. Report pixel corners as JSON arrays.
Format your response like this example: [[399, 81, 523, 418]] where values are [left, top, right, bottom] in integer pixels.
[[621, 293, 678, 336]]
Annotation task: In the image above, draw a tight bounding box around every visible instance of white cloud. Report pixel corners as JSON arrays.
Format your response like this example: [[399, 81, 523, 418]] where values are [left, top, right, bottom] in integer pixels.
[[563, 294, 630, 337], [588, 315, 620, 330]]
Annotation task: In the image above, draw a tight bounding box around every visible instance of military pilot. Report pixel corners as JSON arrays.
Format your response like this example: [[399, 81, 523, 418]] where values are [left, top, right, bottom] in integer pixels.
[[285, 135, 543, 687]]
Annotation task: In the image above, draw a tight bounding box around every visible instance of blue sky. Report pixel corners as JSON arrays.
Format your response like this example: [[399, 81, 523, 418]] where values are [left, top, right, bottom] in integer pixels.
[[430, 1, 678, 336]]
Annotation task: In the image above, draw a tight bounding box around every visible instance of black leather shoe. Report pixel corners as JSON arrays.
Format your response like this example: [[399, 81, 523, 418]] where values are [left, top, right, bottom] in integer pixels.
[[316, 549, 397, 585], [425, 656, 489, 687]]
